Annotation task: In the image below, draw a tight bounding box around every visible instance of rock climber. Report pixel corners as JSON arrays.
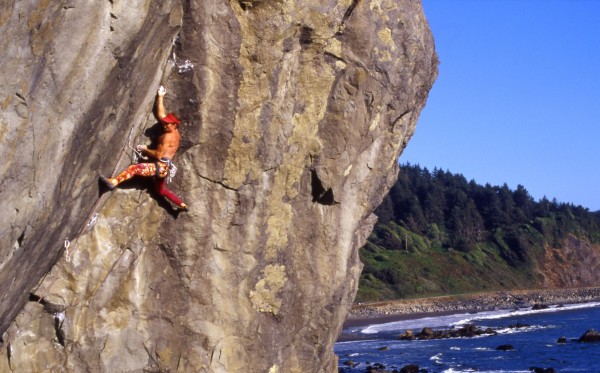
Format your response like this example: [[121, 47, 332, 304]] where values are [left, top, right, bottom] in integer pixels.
[[100, 85, 188, 211]]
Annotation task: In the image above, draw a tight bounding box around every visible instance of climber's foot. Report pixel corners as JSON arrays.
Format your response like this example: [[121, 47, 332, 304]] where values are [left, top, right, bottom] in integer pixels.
[[99, 176, 117, 190], [177, 203, 189, 212]]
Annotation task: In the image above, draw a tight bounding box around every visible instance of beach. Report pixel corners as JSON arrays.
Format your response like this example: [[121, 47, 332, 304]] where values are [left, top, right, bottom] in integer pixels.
[[342, 286, 600, 331]]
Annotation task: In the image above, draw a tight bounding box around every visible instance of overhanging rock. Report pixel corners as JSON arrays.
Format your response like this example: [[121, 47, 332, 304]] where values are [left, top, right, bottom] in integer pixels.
[[0, 1, 437, 371]]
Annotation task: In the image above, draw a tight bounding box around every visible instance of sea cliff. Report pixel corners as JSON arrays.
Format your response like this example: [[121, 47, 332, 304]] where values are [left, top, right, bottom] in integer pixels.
[[0, 1, 437, 371]]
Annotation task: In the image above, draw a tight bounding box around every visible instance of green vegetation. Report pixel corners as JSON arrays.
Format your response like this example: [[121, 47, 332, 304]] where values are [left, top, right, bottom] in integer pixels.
[[357, 164, 600, 303]]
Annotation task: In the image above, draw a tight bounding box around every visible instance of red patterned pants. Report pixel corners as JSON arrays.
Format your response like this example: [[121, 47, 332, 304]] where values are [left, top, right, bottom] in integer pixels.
[[114, 162, 184, 206]]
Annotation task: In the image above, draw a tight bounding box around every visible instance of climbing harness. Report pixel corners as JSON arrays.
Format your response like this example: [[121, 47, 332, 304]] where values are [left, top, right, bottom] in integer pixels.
[[157, 157, 177, 183], [169, 164, 177, 183]]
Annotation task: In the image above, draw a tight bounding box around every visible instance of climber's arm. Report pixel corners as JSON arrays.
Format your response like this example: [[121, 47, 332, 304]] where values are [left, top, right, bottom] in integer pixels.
[[156, 85, 167, 120], [135, 145, 158, 159], [136, 145, 159, 160]]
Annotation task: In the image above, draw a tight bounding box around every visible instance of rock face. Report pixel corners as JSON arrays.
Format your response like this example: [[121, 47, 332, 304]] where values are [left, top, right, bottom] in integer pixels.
[[0, 0, 184, 333], [0, 0, 437, 371], [540, 235, 600, 288]]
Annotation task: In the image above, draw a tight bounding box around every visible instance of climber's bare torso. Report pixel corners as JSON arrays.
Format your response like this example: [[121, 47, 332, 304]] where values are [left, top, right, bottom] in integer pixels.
[[138, 123, 180, 160]]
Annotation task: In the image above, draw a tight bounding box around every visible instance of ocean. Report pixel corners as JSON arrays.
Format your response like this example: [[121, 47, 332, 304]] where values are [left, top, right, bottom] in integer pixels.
[[335, 302, 600, 372]]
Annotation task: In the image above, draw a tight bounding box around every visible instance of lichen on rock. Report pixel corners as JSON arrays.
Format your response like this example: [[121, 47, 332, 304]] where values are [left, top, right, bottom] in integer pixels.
[[249, 264, 288, 315]]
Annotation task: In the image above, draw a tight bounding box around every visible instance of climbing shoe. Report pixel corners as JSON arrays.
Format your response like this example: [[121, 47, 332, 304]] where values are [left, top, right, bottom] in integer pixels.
[[99, 176, 117, 191]]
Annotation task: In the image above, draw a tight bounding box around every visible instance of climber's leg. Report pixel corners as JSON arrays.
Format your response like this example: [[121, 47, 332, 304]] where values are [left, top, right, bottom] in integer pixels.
[[154, 177, 187, 209], [100, 163, 156, 189]]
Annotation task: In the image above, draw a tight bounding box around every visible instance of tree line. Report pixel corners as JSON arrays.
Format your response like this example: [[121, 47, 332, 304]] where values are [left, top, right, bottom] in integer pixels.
[[358, 163, 600, 301]]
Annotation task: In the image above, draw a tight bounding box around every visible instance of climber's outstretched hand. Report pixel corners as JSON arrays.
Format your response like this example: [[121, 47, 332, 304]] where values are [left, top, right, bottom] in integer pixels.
[[158, 85, 166, 97]]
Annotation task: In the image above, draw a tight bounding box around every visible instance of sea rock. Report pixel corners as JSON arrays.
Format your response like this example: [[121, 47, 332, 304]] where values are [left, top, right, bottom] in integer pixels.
[[399, 329, 416, 340], [496, 344, 514, 351], [400, 364, 421, 373], [556, 336, 567, 343], [457, 324, 478, 337], [530, 368, 557, 373], [367, 363, 389, 372], [453, 324, 496, 338], [578, 329, 600, 342], [532, 303, 549, 310], [420, 327, 435, 338], [408, 324, 496, 340], [343, 360, 359, 367], [0, 0, 437, 371]]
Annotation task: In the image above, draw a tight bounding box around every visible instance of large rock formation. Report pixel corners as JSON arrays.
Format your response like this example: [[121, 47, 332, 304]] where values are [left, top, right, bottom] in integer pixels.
[[0, 0, 437, 371]]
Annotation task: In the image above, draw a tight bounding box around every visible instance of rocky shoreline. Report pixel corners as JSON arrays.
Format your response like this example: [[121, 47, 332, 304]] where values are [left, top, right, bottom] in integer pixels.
[[347, 287, 600, 321], [339, 287, 600, 372]]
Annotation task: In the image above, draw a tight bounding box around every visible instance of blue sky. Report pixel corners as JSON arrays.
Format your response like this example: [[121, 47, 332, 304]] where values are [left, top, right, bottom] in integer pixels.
[[402, 0, 600, 211]]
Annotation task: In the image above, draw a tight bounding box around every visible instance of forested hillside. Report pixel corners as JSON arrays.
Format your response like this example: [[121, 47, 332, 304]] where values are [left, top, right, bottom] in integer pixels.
[[358, 164, 600, 302]]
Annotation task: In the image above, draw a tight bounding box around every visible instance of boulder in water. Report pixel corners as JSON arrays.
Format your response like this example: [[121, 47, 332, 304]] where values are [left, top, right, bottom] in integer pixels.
[[366, 362, 388, 372], [529, 367, 557, 373], [400, 364, 421, 373], [496, 344, 514, 351], [399, 329, 416, 340], [578, 329, 600, 342], [532, 303, 549, 310], [419, 327, 435, 339]]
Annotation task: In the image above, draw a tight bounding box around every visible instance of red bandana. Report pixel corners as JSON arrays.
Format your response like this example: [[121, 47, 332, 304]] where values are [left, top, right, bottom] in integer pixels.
[[160, 113, 180, 125]]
